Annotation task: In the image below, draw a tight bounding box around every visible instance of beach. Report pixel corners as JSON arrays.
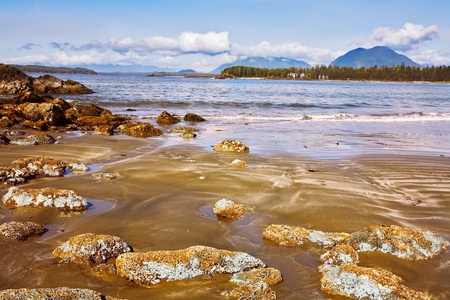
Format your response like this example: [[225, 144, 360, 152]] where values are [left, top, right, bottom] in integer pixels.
[[0, 129, 449, 299]]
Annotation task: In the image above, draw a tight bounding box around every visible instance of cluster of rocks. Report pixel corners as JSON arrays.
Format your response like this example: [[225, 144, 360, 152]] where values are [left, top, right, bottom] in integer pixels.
[[263, 224, 448, 299], [0, 63, 94, 95]]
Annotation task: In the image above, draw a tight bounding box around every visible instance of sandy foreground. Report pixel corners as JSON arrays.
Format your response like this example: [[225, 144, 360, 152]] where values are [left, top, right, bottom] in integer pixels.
[[0, 132, 449, 299]]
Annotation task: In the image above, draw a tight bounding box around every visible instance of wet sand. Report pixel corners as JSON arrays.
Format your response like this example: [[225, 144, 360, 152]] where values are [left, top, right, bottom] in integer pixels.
[[0, 133, 449, 299]]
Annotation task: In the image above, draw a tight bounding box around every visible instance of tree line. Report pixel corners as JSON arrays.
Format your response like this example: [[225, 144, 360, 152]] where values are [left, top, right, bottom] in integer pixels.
[[221, 64, 450, 82], [11, 65, 97, 75]]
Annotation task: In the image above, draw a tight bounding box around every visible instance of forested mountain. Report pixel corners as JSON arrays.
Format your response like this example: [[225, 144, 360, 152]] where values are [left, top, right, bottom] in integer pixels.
[[211, 57, 311, 74], [11, 64, 97, 74], [330, 46, 421, 68]]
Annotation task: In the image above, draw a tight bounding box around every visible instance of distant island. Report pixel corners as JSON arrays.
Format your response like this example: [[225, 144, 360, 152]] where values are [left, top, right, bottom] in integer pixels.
[[220, 65, 450, 82], [147, 72, 214, 78], [11, 64, 97, 75], [210, 56, 311, 74]]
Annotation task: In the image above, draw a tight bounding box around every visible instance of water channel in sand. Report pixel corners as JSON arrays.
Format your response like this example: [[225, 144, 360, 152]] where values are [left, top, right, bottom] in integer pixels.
[[0, 133, 448, 299]]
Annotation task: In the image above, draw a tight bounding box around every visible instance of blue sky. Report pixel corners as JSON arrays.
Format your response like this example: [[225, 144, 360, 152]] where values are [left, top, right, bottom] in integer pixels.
[[1, 0, 449, 71]]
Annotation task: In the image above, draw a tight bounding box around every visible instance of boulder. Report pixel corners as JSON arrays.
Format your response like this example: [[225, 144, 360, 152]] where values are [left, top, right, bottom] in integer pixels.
[[0, 63, 33, 94], [181, 131, 197, 139], [213, 140, 249, 153], [213, 198, 253, 220], [28, 133, 56, 144], [221, 267, 282, 300], [68, 162, 90, 173], [120, 122, 163, 138], [32, 74, 94, 94], [0, 167, 31, 185], [53, 233, 132, 265], [21, 120, 49, 131], [116, 245, 265, 287], [263, 224, 349, 248], [93, 125, 114, 135], [230, 159, 248, 168], [156, 111, 181, 125], [2, 186, 87, 211], [11, 156, 66, 177], [0, 287, 118, 300], [0, 221, 45, 241], [183, 113, 205, 122], [9, 137, 38, 146], [17, 102, 66, 126]]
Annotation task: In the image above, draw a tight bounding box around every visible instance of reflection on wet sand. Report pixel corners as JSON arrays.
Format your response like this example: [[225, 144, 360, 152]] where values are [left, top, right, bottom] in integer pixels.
[[0, 134, 449, 299]]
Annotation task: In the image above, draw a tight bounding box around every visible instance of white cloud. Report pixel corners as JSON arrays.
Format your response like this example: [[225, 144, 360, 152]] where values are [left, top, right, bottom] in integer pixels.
[[360, 23, 439, 50], [407, 49, 450, 66]]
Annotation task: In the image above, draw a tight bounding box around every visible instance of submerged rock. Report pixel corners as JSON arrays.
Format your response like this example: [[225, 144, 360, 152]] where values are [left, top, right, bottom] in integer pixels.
[[319, 263, 431, 300], [9, 137, 38, 146], [263, 224, 349, 248], [213, 140, 249, 153], [183, 112, 205, 122], [170, 126, 198, 133], [156, 111, 181, 125], [344, 225, 449, 260], [53, 233, 132, 265], [91, 172, 118, 180], [221, 267, 282, 300], [120, 122, 163, 138], [28, 133, 56, 144], [0, 221, 45, 241], [68, 162, 90, 173], [230, 158, 248, 168], [181, 131, 197, 139], [11, 156, 66, 177], [116, 245, 265, 287], [2, 186, 87, 211], [0, 287, 118, 300], [213, 198, 253, 220]]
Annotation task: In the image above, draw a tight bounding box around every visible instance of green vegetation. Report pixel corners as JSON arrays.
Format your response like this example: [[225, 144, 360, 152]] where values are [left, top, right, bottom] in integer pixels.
[[147, 72, 214, 78], [11, 64, 97, 75], [221, 65, 450, 82]]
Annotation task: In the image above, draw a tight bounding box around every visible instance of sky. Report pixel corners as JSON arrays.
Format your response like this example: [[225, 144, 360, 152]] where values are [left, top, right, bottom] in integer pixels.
[[1, 0, 449, 72]]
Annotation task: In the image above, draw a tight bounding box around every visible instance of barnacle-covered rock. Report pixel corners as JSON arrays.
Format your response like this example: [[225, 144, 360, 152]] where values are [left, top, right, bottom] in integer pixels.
[[156, 111, 181, 125], [213, 140, 249, 153], [120, 122, 163, 138], [183, 113, 205, 122], [0, 167, 31, 185], [0, 287, 118, 300], [11, 156, 66, 177], [93, 125, 114, 135], [0, 221, 45, 241], [91, 172, 118, 180], [320, 245, 359, 266], [213, 198, 253, 220], [53, 233, 132, 265], [68, 162, 90, 173], [263, 224, 349, 248], [116, 245, 265, 287], [2, 186, 87, 211], [170, 126, 198, 133], [230, 159, 248, 168]]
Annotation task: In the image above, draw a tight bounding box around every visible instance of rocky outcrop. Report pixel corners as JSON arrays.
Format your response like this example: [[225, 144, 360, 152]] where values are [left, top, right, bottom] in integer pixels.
[[230, 159, 248, 168], [213, 140, 249, 153], [0, 287, 118, 300], [183, 113, 205, 122], [156, 111, 181, 125], [2, 187, 87, 211], [0, 221, 45, 241], [53, 233, 132, 265], [213, 198, 253, 220], [0, 63, 33, 94], [263, 224, 349, 248], [12, 156, 66, 177], [116, 245, 265, 287], [119, 122, 163, 138]]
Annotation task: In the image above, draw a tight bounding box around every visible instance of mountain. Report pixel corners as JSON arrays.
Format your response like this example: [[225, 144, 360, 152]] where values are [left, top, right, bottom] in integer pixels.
[[210, 56, 311, 74], [178, 69, 197, 73], [330, 46, 420, 68], [78, 64, 172, 73]]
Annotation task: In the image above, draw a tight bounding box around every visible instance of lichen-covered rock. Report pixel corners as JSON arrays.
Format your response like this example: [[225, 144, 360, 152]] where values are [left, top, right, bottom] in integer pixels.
[[319, 263, 431, 300], [221, 267, 282, 300], [0, 221, 45, 241], [184, 113, 205, 122], [28, 133, 56, 144], [170, 126, 198, 133], [2, 186, 87, 211], [53, 233, 132, 265], [213, 198, 253, 220], [263, 224, 349, 248], [213, 140, 249, 153], [120, 122, 163, 138], [11, 156, 66, 177], [116, 245, 265, 287], [0, 167, 31, 185], [0, 287, 118, 300], [9, 137, 39, 146], [156, 111, 181, 125], [93, 125, 114, 135], [91, 172, 118, 180], [344, 225, 449, 260], [230, 159, 248, 168], [320, 245, 359, 266], [68, 162, 90, 173]]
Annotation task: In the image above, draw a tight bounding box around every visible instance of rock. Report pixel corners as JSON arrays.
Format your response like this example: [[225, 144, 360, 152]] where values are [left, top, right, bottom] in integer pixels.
[[0, 287, 119, 300], [9, 137, 39, 146], [0, 167, 31, 185], [213, 140, 249, 153], [214, 74, 236, 79], [2, 129, 25, 136], [120, 122, 163, 138], [68, 162, 90, 173], [221, 267, 282, 300], [319, 245, 359, 266], [53, 233, 132, 265], [213, 198, 253, 220], [263, 224, 349, 248], [183, 113, 206, 122], [9, 91, 47, 104], [156, 111, 181, 125], [0, 134, 10, 144], [344, 225, 449, 260], [181, 131, 197, 139], [116, 245, 265, 287], [17, 102, 66, 126], [91, 172, 118, 180], [0, 63, 33, 94], [2, 186, 87, 211], [230, 159, 248, 168], [28, 133, 56, 144], [91, 263, 119, 281], [93, 125, 114, 135], [170, 126, 198, 133], [11, 156, 66, 177], [319, 263, 431, 300], [0, 221, 45, 241], [32, 74, 94, 94], [21, 120, 49, 131]]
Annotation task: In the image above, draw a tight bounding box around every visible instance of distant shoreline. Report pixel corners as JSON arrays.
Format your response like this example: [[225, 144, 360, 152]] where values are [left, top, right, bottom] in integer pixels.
[[11, 64, 97, 75]]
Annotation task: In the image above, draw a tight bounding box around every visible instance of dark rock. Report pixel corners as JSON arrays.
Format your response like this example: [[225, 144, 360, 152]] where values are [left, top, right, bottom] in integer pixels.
[[0, 221, 45, 241], [28, 133, 56, 144], [183, 113, 206, 122], [156, 111, 181, 125], [21, 120, 49, 131], [17, 102, 66, 126], [119, 122, 163, 138], [0, 134, 10, 144], [32, 75, 94, 94]]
